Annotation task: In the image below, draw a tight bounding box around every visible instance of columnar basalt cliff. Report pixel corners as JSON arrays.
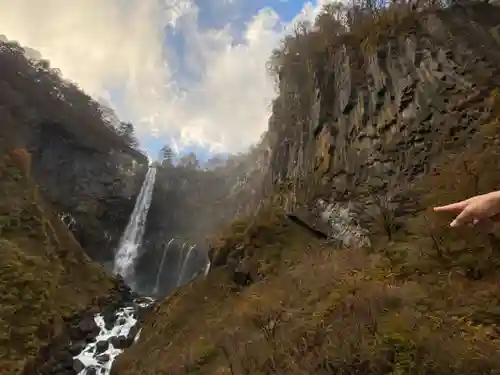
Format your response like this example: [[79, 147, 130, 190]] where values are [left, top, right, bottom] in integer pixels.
[[264, 1, 500, 244], [112, 3, 500, 375]]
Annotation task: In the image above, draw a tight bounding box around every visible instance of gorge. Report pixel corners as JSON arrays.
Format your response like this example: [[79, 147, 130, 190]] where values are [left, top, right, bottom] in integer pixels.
[[3, 1, 500, 375]]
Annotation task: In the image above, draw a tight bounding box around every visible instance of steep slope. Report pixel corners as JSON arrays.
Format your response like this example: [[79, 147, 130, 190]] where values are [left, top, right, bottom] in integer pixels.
[[0, 149, 125, 375], [113, 2, 500, 375]]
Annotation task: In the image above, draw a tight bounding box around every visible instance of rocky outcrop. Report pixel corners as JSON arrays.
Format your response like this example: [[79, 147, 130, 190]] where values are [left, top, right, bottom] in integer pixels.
[[27, 122, 148, 262], [262, 2, 500, 245]]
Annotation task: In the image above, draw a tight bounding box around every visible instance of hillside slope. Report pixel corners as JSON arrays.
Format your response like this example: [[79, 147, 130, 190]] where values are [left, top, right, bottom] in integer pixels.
[[113, 2, 500, 375], [0, 149, 123, 375]]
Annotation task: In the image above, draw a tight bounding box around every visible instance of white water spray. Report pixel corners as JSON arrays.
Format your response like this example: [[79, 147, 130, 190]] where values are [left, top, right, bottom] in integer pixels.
[[153, 238, 175, 295], [114, 167, 157, 285]]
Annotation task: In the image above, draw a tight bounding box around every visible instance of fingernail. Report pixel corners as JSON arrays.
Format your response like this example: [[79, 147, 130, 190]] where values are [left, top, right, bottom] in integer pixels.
[[450, 220, 457, 227]]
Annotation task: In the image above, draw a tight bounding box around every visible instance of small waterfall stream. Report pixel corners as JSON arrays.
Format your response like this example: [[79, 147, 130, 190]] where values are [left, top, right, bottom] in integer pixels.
[[177, 244, 196, 287], [114, 166, 157, 285], [153, 238, 175, 295]]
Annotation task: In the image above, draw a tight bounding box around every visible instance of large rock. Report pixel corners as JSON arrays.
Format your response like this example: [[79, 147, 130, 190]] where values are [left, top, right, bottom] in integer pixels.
[[68, 315, 99, 343], [95, 341, 109, 355]]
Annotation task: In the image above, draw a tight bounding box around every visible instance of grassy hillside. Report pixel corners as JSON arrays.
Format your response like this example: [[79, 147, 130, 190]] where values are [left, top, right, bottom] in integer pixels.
[[0, 149, 117, 375]]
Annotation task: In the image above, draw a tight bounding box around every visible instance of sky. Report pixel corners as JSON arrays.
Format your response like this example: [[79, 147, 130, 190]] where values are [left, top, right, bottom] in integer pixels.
[[0, 0, 335, 160]]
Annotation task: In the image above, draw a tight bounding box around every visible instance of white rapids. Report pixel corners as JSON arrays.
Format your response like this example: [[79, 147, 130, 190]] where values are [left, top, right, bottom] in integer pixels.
[[73, 298, 153, 375]]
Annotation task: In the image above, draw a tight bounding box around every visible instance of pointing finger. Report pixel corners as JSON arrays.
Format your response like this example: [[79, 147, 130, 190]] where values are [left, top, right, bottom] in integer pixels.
[[433, 199, 471, 213]]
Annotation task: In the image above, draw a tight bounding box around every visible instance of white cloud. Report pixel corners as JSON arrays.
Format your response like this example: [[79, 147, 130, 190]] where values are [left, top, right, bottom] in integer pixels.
[[0, 0, 332, 154]]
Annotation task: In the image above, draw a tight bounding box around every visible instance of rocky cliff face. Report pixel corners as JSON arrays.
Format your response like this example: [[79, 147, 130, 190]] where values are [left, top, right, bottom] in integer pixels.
[[135, 154, 267, 297], [265, 1, 500, 245], [28, 122, 148, 263], [112, 3, 500, 375]]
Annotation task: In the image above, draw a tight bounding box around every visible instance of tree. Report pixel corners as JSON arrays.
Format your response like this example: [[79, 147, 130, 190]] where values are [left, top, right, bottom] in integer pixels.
[[179, 152, 199, 169], [117, 122, 139, 148], [160, 145, 175, 166], [205, 155, 226, 170]]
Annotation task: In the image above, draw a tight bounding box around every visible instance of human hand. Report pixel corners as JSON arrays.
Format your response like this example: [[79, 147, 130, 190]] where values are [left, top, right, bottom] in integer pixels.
[[433, 191, 500, 228]]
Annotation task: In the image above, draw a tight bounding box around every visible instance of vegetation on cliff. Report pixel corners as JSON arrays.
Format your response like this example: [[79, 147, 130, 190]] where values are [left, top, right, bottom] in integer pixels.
[[0, 150, 119, 375], [0, 38, 144, 156], [113, 2, 500, 374]]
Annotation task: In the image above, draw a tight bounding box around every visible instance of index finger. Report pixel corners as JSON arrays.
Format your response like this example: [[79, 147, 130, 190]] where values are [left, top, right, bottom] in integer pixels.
[[433, 199, 471, 213]]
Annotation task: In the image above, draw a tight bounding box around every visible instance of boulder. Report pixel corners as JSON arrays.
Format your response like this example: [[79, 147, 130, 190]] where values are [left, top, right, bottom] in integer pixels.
[[69, 315, 99, 343], [73, 359, 85, 374], [95, 354, 110, 363], [68, 342, 86, 356], [102, 309, 117, 331], [126, 325, 139, 342], [110, 335, 133, 350], [95, 340, 109, 355]]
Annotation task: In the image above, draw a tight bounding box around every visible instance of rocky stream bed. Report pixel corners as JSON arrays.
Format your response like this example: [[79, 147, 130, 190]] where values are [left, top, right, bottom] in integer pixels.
[[25, 280, 155, 375]]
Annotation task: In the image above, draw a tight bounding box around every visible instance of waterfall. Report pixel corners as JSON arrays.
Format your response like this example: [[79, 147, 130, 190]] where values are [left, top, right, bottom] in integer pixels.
[[153, 238, 175, 296], [114, 167, 157, 285], [177, 244, 196, 287]]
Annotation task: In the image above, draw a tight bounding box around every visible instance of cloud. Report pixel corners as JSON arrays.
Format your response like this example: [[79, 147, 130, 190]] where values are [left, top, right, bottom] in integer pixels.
[[0, 0, 332, 155]]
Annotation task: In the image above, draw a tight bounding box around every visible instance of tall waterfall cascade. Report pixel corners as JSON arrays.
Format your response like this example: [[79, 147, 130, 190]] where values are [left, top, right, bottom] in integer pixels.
[[114, 166, 157, 285]]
